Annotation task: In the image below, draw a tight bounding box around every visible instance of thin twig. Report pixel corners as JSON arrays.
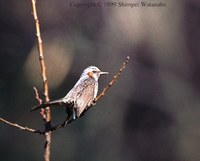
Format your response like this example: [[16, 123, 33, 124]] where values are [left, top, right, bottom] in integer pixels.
[[31, 0, 51, 161], [33, 87, 46, 120], [94, 56, 130, 103], [33, 87, 42, 105], [0, 117, 44, 134]]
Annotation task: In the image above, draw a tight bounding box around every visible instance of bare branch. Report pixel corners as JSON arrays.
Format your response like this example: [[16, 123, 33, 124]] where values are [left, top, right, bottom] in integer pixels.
[[0, 117, 44, 134], [94, 56, 130, 103], [31, 0, 51, 160], [31, 0, 50, 103]]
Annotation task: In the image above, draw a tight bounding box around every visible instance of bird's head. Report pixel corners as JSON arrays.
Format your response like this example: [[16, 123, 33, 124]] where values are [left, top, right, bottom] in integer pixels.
[[81, 66, 109, 81]]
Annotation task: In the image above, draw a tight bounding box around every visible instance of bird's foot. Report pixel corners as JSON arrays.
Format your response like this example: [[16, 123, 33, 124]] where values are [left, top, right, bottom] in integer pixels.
[[90, 101, 96, 106]]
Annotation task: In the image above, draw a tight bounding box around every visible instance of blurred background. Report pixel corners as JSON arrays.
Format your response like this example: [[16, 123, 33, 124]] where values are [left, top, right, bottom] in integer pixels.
[[0, 0, 200, 161]]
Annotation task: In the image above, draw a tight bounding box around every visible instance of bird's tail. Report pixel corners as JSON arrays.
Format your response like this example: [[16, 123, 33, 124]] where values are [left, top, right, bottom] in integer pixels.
[[30, 99, 64, 111]]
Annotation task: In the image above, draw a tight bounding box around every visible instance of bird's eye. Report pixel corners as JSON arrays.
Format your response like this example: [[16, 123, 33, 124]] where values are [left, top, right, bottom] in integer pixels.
[[93, 70, 97, 73]]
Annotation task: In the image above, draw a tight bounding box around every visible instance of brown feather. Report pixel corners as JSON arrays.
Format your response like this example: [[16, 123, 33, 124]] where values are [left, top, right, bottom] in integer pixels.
[[64, 78, 95, 117], [75, 83, 95, 117]]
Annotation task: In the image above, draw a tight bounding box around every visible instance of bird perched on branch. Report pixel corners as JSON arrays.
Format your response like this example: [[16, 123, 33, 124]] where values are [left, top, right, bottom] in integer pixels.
[[31, 66, 108, 121]]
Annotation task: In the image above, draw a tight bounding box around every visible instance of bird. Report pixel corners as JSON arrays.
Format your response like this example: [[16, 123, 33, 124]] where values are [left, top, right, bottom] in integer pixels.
[[31, 66, 108, 121]]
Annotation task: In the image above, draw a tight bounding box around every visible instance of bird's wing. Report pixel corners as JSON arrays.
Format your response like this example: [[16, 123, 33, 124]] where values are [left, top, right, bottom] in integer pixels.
[[72, 80, 95, 117]]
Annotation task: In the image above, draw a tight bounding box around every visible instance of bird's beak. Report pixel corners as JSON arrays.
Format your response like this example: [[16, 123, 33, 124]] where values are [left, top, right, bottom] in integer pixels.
[[100, 71, 109, 75]]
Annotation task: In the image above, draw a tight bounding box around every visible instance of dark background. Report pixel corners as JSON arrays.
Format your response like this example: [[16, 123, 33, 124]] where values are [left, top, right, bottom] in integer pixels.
[[0, 0, 200, 161]]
